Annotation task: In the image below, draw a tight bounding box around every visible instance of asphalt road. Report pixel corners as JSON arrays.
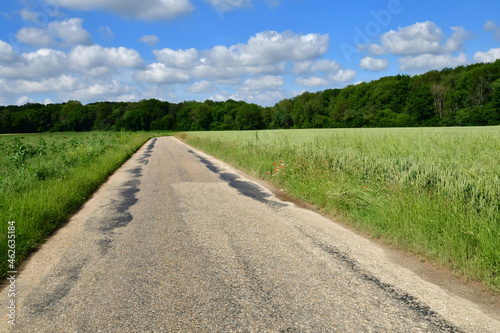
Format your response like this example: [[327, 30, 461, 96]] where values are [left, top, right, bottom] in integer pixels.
[[2, 136, 499, 332]]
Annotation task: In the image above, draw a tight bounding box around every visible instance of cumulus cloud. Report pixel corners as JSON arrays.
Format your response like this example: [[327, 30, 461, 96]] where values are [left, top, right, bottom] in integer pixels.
[[16, 18, 92, 47], [17, 96, 34, 105], [153, 48, 199, 68], [398, 53, 468, 72], [0, 48, 68, 79], [0, 40, 17, 63], [362, 22, 472, 73], [0, 40, 148, 104], [139, 35, 160, 47], [294, 59, 355, 87], [65, 80, 134, 101], [69, 45, 143, 71], [293, 59, 340, 75], [295, 76, 328, 87], [187, 80, 215, 93], [9, 75, 81, 94], [1, 29, 349, 106], [473, 48, 500, 63], [55, 0, 194, 21], [331, 69, 356, 82], [237, 89, 284, 106], [239, 75, 284, 91], [137, 31, 330, 84], [135, 63, 191, 83], [202, 31, 329, 67], [369, 21, 470, 56], [360, 57, 389, 71]]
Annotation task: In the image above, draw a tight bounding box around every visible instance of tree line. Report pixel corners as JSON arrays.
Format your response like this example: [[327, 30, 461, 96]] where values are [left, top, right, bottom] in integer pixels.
[[1, 60, 499, 133]]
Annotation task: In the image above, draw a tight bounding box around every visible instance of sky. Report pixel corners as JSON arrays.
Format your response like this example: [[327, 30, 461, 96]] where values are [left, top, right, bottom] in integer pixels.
[[0, 0, 499, 107]]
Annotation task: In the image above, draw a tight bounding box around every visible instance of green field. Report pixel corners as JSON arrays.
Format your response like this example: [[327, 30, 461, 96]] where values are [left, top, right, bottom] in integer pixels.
[[177, 127, 500, 291], [0, 131, 169, 279]]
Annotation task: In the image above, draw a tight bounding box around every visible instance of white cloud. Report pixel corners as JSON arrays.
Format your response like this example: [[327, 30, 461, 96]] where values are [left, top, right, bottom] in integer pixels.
[[17, 96, 34, 105], [330, 69, 356, 82], [240, 75, 283, 91], [16, 28, 55, 47], [139, 35, 159, 47], [295, 76, 328, 87], [117, 94, 137, 102], [5, 75, 81, 94], [0, 40, 17, 63], [398, 53, 468, 72], [16, 18, 92, 47], [64, 80, 134, 101], [0, 42, 147, 105], [0, 48, 68, 79], [360, 57, 389, 71], [187, 80, 215, 93], [293, 59, 340, 75], [473, 48, 500, 63], [294, 60, 356, 87], [237, 89, 284, 106], [211, 89, 284, 107], [371, 21, 470, 56], [203, 31, 329, 67], [55, 0, 194, 21], [136, 31, 329, 84], [204, 0, 252, 12], [135, 63, 190, 83], [484, 20, 500, 41], [154, 48, 199, 68], [69, 45, 143, 72]]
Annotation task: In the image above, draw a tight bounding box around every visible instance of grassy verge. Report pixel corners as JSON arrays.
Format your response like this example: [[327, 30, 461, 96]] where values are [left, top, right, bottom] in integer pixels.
[[0, 131, 171, 279], [176, 128, 500, 292]]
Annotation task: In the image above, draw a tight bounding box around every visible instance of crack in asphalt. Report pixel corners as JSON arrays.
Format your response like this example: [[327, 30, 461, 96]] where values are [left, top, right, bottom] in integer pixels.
[[295, 226, 463, 333]]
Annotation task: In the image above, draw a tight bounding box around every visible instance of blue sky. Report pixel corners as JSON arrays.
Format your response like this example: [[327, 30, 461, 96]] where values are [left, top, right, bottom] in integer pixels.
[[0, 0, 499, 106]]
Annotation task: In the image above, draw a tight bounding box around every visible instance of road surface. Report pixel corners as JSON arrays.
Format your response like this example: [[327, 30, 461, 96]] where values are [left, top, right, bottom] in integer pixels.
[[1, 136, 499, 332]]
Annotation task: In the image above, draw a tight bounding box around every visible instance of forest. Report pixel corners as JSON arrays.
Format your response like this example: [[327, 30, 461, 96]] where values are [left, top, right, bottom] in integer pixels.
[[1, 60, 499, 133]]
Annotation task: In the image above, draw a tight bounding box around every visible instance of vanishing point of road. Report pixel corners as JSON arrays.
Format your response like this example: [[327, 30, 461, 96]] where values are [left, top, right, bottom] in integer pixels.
[[1, 136, 499, 332]]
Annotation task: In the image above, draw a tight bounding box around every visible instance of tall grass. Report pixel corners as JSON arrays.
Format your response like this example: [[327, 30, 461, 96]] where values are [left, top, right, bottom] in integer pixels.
[[177, 127, 500, 291], [0, 131, 169, 279]]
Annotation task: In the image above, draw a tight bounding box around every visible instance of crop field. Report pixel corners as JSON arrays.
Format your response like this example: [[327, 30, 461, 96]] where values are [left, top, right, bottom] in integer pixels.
[[0, 131, 168, 279], [177, 127, 500, 291]]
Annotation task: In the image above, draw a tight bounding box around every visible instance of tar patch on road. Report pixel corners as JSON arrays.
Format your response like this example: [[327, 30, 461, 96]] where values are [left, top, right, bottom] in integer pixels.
[[296, 227, 463, 333], [98, 138, 157, 251], [25, 260, 87, 316], [189, 150, 287, 209]]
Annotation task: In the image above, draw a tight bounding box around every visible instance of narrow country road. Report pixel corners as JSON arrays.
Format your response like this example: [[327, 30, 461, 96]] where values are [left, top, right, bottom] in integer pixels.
[[2, 136, 499, 332]]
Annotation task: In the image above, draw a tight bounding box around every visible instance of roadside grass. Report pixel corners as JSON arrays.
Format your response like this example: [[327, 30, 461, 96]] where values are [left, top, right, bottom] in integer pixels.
[[176, 127, 500, 292], [0, 131, 171, 279]]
